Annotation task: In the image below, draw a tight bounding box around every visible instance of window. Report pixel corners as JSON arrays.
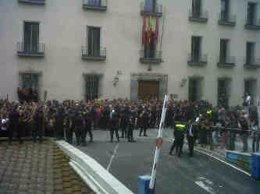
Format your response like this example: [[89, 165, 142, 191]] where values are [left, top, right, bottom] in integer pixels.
[[24, 22, 39, 53], [19, 73, 39, 102], [219, 39, 229, 62], [189, 78, 202, 102], [247, 2, 256, 25], [87, 27, 101, 56], [144, 0, 156, 12], [191, 36, 201, 61], [246, 42, 255, 64], [244, 79, 256, 102], [220, 0, 230, 20], [218, 79, 231, 108], [85, 74, 100, 100], [88, 0, 101, 6], [192, 0, 202, 17]]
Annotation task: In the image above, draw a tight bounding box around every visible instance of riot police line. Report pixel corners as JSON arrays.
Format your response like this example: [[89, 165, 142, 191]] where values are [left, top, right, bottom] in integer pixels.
[[0, 98, 259, 153]]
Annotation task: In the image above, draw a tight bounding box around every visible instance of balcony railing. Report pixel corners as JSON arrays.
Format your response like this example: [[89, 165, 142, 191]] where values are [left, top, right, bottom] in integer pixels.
[[140, 2, 162, 17], [218, 13, 236, 26], [217, 56, 235, 68], [140, 49, 162, 64], [17, 42, 45, 57], [82, 0, 107, 11], [18, 0, 45, 5], [244, 58, 260, 69], [188, 54, 207, 66], [245, 19, 260, 30], [82, 46, 106, 61], [189, 9, 208, 23]]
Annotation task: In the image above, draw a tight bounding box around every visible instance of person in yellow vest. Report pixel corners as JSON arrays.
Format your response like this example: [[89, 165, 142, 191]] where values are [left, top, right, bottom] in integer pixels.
[[169, 121, 186, 157]]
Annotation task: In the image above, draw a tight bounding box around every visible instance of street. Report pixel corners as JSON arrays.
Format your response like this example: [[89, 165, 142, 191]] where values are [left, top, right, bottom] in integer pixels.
[[78, 129, 260, 194]]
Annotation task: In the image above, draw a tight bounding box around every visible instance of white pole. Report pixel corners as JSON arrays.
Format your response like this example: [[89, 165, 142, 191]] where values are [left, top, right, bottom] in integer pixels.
[[149, 95, 169, 189], [257, 97, 260, 128]]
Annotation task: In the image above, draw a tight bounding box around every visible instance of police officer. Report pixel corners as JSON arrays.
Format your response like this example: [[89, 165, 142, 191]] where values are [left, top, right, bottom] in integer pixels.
[[127, 111, 135, 142], [72, 107, 84, 146], [33, 106, 44, 143], [173, 122, 186, 157], [139, 108, 149, 136], [186, 120, 195, 157], [83, 108, 93, 145], [109, 109, 120, 142], [8, 105, 21, 144]]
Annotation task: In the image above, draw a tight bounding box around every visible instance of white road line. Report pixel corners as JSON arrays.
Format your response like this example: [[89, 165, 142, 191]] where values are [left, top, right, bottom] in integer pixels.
[[107, 143, 119, 172], [164, 138, 251, 177], [194, 148, 251, 177], [195, 180, 216, 194]]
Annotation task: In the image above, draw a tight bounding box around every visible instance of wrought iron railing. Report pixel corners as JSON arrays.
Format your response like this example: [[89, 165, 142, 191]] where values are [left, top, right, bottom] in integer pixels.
[[218, 56, 236, 64], [219, 13, 236, 24], [18, 0, 45, 4], [82, 0, 107, 10], [245, 18, 260, 27], [140, 49, 161, 60], [17, 42, 45, 56], [82, 46, 106, 60], [188, 53, 207, 64], [140, 2, 162, 16], [189, 9, 208, 20]]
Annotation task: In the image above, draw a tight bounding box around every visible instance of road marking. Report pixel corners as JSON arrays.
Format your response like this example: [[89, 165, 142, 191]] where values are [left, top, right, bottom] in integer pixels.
[[195, 177, 216, 194], [107, 143, 119, 172], [194, 148, 251, 177], [164, 138, 251, 177]]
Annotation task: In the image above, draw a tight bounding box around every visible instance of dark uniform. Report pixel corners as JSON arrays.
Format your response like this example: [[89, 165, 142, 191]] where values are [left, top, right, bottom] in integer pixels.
[[72, 111, 84, 146], [139, 110, 149, 136], [127, 112, 135, 142], [109, 110, 120, 142], [33, 107, 44, 142], [186, 121, 196, 157], [83, 109, 93, 145], [8, 108, 22, 144], [169, 122, 186, 157]]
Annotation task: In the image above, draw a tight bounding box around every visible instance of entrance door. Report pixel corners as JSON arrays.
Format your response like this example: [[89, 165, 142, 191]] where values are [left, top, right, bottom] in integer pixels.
[[138, 80, 159, 99]]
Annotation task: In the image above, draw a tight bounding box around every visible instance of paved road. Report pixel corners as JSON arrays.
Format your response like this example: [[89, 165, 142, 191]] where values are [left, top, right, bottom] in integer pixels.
[[78, 129, 260, 194]]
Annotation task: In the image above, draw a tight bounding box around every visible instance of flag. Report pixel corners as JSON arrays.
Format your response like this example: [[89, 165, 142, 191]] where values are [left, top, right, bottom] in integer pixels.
[[147, 16, 153, 45], [154, 17, 159, 42], [142, 16, 146, 45]]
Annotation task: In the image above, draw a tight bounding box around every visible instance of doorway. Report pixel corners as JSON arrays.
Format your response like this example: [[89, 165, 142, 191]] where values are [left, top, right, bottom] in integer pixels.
[[138, 80, 159, 99]]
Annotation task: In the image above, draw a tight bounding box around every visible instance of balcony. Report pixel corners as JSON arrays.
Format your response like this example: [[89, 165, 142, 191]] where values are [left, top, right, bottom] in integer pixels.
[[82, 0, 107, 11], [244, 58, 260, 69], [17, 42, 45, 57], [188, 54, 207, 66], [217, 56, 235, 68], [189, 9, 208, 23], [82, 47, 106, 61], [245, 19, 260, 30], [140, 2, 162, 17], [140, 49, 162, 64], [18, 0, 45, 5], [218, 13, 236, 27]]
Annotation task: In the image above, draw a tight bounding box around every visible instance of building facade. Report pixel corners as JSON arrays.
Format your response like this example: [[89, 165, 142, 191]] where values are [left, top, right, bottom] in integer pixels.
[[0, 0, 260, 106]]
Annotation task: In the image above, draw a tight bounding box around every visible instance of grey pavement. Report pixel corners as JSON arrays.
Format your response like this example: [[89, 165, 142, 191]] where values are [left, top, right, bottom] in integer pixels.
[[78, 129, 260, 194], [0, 140, 93, 194]]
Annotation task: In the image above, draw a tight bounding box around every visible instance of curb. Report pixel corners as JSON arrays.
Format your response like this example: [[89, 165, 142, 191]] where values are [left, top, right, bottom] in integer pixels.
[[56, 140, 134, 194]]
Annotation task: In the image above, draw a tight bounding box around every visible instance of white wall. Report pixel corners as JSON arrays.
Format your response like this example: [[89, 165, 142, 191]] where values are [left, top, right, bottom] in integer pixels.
[[0, 0, 259, 105]]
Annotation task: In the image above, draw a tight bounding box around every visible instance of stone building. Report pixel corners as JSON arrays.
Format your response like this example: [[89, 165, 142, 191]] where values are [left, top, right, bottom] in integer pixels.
[[0, 0, 260, 106]]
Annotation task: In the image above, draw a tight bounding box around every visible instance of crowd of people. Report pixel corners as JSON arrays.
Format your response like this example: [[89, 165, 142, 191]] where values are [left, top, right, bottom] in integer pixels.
[[0, 96, 259, 157]]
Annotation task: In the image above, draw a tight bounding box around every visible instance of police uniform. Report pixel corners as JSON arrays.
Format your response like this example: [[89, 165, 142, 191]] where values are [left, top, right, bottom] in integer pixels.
[[169, 122, 186, 157]]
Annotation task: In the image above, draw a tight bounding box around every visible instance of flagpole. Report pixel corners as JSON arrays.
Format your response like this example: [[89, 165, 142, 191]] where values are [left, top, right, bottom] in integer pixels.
[[159, 6, 166, 52]]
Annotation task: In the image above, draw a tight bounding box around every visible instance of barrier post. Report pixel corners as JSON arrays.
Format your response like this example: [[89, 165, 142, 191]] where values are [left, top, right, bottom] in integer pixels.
[[138, 95, 168, 194]]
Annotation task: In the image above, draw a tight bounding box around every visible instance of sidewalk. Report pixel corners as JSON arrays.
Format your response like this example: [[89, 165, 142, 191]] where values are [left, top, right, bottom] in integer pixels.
[[0, 140, 94, 194]]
